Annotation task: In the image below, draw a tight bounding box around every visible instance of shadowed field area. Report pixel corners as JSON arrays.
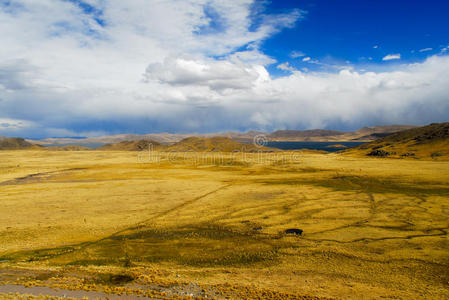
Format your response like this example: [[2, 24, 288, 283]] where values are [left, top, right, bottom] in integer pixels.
[[0, 150, 448, 299]]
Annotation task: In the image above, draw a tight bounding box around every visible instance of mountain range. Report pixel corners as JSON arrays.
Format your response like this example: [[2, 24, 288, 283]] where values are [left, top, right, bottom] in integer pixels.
[[2, 123, 448, 159], [26, 125, 417, 145], [97, 137, 276, 152]]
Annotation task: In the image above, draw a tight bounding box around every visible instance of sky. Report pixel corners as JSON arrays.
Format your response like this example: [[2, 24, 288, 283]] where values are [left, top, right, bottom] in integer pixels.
[[0, 0, 448, 138]]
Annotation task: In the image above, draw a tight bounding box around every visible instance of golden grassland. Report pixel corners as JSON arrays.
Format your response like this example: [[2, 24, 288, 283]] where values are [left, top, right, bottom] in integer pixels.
[[345, 139, 449, 160], [0, 150, 448, 299]]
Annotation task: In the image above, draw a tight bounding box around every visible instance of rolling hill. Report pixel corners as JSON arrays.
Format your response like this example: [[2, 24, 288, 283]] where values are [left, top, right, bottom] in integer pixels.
[[26, 125, 417, 145], [269, 129, 346, 141], [267, 125, 417, 141], [350, 125, 417, 141], [0, 137, 39, 150], [44, 145, 93, 151], [97, 139, 164, 151], [97, 137, 277, 152], [166, 137, 277, 152], [344, 122, 449, 159]]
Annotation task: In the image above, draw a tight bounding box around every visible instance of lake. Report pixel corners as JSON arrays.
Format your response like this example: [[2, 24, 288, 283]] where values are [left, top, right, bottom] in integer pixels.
[[266, 141, 366, 152]]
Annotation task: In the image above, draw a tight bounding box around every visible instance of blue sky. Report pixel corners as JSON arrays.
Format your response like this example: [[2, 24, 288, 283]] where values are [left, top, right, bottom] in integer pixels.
[[263, 0, 449, 75], [0, 0, 449, 138]]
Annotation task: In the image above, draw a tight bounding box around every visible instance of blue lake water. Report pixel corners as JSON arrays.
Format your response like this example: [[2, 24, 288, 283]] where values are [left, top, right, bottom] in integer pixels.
[[266, 141, 366, 152]]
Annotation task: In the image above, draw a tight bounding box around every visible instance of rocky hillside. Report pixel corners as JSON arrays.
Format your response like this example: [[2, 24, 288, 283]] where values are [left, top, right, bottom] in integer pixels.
[[344, 122, 449, 160]]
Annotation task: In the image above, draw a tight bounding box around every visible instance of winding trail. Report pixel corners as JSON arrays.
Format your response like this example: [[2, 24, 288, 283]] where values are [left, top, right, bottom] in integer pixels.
[[0, 284, 152, 300]]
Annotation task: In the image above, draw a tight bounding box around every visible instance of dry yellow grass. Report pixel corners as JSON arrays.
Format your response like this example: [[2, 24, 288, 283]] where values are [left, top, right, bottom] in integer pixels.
[[0, 150, 448, 299]]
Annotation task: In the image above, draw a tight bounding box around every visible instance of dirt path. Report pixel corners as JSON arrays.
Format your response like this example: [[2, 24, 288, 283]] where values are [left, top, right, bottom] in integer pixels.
[[0, 168, 87, 186], [0, 284, 153, 299]]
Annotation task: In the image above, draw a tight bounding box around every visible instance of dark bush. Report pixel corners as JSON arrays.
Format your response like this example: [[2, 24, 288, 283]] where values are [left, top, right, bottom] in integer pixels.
[[367, 149, 390, 157], [284, 228, 303, 235]]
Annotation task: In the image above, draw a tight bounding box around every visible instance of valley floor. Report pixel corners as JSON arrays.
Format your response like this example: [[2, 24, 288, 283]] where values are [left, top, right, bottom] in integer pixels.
[[0, 150, 448, 299]]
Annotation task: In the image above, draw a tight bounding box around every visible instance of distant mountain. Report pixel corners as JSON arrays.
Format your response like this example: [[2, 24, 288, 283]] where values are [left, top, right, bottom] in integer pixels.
[[350, 125, 417, 141], [344, 122, 449, 159], [98, 140, 164, 151], [165, 137, 277, 152], [207, 131, 265, 142], [24, 124, 418, 146], [28, 133, 193, 145], [267, 126, 417, 141], [96, 137, 277, 152], [269, 129, 346, 141], [354, 125, 417, 135], [44, 145, 93, 151], [0, 137, 39, 150]]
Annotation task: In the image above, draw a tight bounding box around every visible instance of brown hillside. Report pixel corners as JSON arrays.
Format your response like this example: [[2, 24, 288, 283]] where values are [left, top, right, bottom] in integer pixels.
[[269, 129, 346, 140], [350, 125, 417, 141], [45, 145, 93, 151], [166, 137, 277, 152], [26, 124, 417, 144], [98, 139, 164, 151], [344, 122, 449, 160], [354, 125, 417, 136], [0, 137, 39, 150]]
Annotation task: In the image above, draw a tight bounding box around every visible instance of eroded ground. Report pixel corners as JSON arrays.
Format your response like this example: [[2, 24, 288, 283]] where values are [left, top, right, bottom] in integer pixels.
[[0, 150, 448, 299]]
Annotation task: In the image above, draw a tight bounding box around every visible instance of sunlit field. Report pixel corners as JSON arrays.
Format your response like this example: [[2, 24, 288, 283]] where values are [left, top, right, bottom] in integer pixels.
[[0, 150, 448, 299]]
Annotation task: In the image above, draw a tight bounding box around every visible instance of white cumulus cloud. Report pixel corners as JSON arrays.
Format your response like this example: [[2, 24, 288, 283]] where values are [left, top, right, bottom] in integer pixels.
[[276, 62, 296, 72], [290, 50, 306, 58], [0, 1, 449, 137], [144, 56, 266, 91], [383, 54, 401, 61]]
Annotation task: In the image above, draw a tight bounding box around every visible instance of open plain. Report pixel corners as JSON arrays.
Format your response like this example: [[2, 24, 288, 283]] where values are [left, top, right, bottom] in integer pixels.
[[0, 150, 448, 299]]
